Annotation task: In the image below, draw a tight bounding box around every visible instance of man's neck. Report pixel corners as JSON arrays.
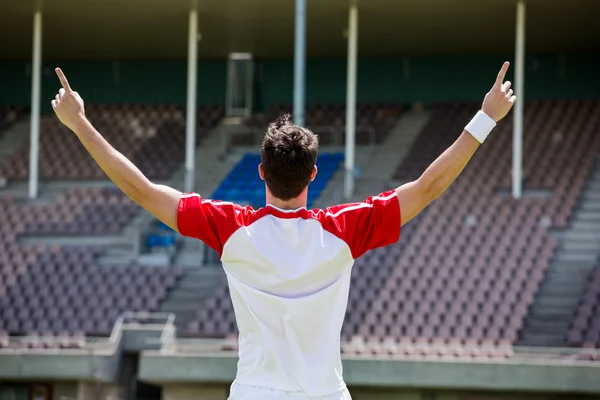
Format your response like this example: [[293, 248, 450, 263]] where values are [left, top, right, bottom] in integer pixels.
[[266, 194, 307, 211]]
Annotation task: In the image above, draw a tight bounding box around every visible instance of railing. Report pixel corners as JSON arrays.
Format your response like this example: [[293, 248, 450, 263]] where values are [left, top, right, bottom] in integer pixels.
[[222, 124, 378, 148], [0, 311, 176, 353]]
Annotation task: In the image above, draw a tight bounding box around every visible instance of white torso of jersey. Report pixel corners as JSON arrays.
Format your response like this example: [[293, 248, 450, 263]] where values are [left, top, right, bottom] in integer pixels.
[[178, 191, 400, 397]]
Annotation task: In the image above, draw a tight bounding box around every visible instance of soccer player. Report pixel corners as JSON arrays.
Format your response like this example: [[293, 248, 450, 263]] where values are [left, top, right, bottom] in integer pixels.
[[51, 63, 516, 400]]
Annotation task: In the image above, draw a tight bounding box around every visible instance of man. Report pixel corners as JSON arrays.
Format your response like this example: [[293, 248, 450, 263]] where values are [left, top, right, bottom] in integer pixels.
[[51, 63, 516, 400]]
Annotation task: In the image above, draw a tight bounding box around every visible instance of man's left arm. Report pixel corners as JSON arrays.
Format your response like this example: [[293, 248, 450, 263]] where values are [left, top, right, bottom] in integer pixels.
[[396, 61, 517, 226]]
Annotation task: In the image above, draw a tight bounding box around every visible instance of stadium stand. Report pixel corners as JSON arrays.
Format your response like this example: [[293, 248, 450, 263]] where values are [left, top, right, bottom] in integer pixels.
[[0, 106, 24, 132], [0, 245, 181, 339], [185, 100, 600, 357], [0, 192, 183, 341], [0, 105, 223, 182], [18, 188, 138, 236], [1, 100, 599, 358], [235, 102, 401, 146], [568, 264, 600, 348], [0, 101, 225, 344]]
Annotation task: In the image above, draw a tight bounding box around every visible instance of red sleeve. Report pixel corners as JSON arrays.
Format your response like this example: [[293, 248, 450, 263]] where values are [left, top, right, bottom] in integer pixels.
[[323, 190, 400, 259], [177, 193, 253, 257]]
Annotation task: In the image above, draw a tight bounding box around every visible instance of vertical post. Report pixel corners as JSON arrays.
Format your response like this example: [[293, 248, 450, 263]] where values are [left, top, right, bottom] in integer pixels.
[[513, 0, 525, 199], [293, 0, 306, 126], [344, 2, 358, 199], [185, 1, 198, 193], [28, 2, 42, 200]]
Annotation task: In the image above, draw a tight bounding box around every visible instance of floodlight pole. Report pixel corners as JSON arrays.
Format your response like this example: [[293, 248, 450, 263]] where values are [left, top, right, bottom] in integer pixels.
[[513, 0, 526, 199], [29, 1, 43, 200], [185, 0, 199, 193], [344, 1, 358, 199], [293, 0, 306, 126]]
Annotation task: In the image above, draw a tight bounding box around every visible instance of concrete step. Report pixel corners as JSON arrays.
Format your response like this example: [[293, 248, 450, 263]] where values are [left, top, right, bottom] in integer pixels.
[[553, 252, 598, 263], [560, 238, 600, 251], [161, 297, 206, 312], [176, 279, 221, 290], [567, 220, 600, 232], [519, 333, 565, 347], [573, 211, 600, 221], [581, 192, 600, 202], [550, 260, 598, 270], [166, 290, 212, 300], [579, 202, 600, 212], [534, 296, 580, 309], [586, 181, 600, 191], [535, 284, 586, 297], [528, 307, 576, 319], [562, 231, 600, 242], [540, 275, 589, 289], [523, 319, 570, 333]]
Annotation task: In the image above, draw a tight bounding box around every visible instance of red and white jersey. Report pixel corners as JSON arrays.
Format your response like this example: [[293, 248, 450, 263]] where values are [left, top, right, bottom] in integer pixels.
[[177, 190, 400, 397]]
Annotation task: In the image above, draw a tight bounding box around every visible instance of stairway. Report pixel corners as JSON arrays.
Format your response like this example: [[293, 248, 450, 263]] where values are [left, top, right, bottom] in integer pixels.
[[158, 267, 225, 332], [170, 123, 244, 267], [519, 155, 600, 347], [314, 110, 431, 207]]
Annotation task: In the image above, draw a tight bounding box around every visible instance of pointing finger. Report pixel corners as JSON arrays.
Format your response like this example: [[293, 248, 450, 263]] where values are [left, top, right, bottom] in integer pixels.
[[55, 68, 72, 92], [495, 61, 510, 87]]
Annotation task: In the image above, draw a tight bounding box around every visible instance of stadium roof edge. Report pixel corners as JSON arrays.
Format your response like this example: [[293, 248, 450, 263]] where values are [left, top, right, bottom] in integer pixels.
[[1, 0, 599, 58]]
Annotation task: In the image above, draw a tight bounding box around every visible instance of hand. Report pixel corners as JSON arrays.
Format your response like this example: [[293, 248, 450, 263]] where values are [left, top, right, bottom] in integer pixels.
[[481, 61, 517, 122], [51, 68, 86, 131]]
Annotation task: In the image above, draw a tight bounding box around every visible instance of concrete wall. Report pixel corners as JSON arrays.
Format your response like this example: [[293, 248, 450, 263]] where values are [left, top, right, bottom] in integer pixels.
[[350, 387, 422, 400], [157, 384, 600, 400], [76, 382, 123, 400], [52, 382, 78, 400], [163, 385, 229, 400]]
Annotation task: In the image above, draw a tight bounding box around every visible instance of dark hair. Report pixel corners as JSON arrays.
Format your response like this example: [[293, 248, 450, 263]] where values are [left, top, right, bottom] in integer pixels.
[[260, 114, 319, 201]]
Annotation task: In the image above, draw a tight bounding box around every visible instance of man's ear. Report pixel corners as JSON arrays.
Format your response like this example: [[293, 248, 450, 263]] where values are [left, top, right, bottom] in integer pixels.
[[310, 165, 318, 182], [258, 163, 265, 181]]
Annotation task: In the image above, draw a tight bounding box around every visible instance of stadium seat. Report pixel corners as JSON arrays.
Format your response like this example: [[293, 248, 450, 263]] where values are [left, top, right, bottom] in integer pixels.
[[568, 264, 600, 348], [210, 152, 343, 209]]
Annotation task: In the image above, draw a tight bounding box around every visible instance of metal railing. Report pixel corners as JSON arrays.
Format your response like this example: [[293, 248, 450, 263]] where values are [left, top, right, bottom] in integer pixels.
[[222, 124, 378, 148], [0, 311, 176, 354]]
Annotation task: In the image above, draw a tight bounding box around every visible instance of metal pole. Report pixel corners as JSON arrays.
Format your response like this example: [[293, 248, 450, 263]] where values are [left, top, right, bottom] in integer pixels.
[[29, 3, 42, 199], [344, 2, 358, 199], [293, 0, 306, 126], [185, 1, 198, 193], [513, 0, 525, 199]]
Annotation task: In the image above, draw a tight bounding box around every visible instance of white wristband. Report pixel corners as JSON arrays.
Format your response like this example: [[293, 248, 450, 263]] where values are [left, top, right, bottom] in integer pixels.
[[465, 111, 496, 144]]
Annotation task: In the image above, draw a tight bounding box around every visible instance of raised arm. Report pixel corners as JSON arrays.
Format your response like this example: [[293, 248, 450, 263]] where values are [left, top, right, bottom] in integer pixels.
[[396, 62, 517, 226], [51, 68, 182, 231]]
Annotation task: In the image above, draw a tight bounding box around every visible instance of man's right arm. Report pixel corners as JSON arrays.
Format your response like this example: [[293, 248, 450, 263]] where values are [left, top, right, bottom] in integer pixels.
[[51, 68, 182, 231]]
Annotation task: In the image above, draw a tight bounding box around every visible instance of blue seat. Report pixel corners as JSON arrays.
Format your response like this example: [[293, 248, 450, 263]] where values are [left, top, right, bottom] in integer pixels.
[[145, 234, 161, 248], [211, 152, 344, 207], [159, 235, 176, 247], [157, 221, 174, 232]]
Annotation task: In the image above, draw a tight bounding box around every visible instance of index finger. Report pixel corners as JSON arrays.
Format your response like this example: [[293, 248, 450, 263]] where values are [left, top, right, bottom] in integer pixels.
[[495, 61, 510, 86], [55, 68, 72, 92]]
